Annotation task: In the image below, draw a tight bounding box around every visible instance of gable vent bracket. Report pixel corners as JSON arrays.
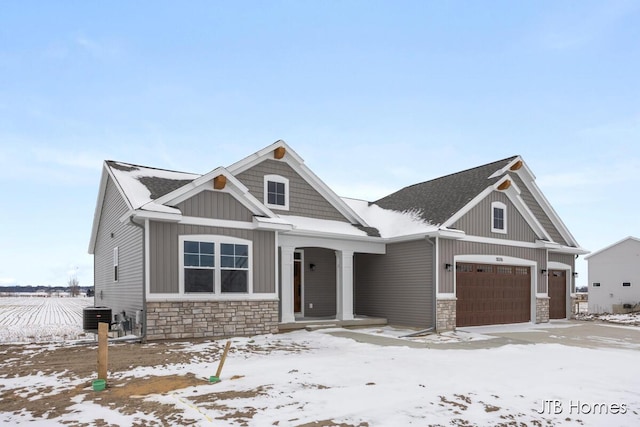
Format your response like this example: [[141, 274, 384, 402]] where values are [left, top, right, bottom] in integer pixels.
[[213, 174, 227, 190], [274, 146, 286, 159], [510, 160, 523, 171], [497, 179, 511, 191]]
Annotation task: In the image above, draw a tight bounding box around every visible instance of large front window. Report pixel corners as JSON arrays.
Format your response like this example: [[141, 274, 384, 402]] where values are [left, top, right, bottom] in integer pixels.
[[180, 236, 251, 294]]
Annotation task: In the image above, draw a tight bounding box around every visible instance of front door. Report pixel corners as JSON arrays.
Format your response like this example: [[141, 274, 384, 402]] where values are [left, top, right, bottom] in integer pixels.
[[294, 251, 302, 313], [549, 270, 567, 319]]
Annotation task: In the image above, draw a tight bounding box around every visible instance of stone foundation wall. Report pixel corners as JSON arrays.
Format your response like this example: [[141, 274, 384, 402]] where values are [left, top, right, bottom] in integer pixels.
[[436, 298, 457, 332], [536, 297, 550, 323], [146, 300, 279, 341]]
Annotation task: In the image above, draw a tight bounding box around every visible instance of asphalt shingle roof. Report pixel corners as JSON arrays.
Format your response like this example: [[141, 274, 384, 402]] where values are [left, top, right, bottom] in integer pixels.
[[375, 156, 519, 226]]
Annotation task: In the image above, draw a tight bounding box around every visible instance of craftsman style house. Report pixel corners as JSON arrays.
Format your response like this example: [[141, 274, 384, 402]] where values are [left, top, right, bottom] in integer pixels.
[[89, 140, 587, 340]]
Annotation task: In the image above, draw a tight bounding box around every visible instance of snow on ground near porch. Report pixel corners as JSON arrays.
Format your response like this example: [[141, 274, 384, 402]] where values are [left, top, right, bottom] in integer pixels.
[[0, 296, 94, 344]]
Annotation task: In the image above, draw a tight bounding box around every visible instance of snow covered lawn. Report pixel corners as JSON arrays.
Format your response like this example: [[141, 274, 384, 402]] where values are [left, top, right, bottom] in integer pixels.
[[1, 322, 639, 426], [0, 296, 93, 343]]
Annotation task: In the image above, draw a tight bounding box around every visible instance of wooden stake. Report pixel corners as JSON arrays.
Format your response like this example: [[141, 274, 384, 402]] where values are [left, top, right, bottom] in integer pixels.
[[215, 341, 231, 378], [98, 322, 109, 381]]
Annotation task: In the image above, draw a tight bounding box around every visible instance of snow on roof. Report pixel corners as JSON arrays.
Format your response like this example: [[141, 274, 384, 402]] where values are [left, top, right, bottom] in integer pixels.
[[107, 161, 200, 213], [278, 215, 369, 237], [343, 197, 439, 238]]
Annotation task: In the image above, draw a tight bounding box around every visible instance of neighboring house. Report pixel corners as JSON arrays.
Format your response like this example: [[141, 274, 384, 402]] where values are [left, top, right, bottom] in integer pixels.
[[585, 237, 640, 314], [89, 140, 587, 340]]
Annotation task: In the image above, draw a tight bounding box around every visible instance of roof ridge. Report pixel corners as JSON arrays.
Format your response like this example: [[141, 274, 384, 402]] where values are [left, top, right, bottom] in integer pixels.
[[390, 155, 520, 194], [106, 160, 200, 176]]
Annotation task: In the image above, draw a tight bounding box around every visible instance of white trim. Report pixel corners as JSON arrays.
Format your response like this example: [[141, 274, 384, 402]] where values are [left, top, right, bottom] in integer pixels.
[[180, 216, 255, 230], [226, 140, 370, 226], [264, 174, 290, 211], [144, 219, 150, 300], [436, 294, 457, 300], [279, 234, 385, 254], [178, 235, 253, 296], [294, 249, 304, 316], [491, 201, 507, 234], [452, 254, 539, 323]]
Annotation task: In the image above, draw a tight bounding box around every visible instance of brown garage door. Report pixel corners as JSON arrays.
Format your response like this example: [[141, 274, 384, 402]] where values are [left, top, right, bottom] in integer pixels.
[[548, 270, 567, 319], [456, 263, 531, 327]]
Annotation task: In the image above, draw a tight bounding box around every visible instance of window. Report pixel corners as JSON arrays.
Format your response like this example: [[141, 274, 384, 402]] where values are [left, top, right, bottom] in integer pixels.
[[491, 201, 507, 234], [113, 247, 119, 282], [221, 243, 249, 292], [180, 236, 252, 295], [623, 282, 631, 287], [183, 241, 215, 293], [264, 174, 289, 210], [592, 282, 601, 287]]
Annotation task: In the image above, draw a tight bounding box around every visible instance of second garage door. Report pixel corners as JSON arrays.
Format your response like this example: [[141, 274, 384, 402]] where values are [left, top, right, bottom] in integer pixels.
[[456, 263, 531, 327]]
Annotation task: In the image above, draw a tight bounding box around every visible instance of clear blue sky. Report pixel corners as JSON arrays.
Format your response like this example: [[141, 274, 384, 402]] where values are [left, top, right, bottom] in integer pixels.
[[1, 1, 639, 288]]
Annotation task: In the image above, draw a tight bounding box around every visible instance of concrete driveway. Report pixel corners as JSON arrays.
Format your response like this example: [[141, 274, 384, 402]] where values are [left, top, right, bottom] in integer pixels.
[[326, 320, 640, 350]]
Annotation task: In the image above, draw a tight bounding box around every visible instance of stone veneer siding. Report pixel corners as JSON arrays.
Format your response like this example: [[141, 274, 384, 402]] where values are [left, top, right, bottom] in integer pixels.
[[146, 300, 279, 340], [536, 297, 550, 324], [436, 298, 457, 332]]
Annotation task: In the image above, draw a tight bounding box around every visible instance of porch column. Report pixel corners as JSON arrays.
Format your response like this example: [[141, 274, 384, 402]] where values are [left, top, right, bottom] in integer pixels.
[[336, 250, 354, 321], [281, 245, 296, 323]]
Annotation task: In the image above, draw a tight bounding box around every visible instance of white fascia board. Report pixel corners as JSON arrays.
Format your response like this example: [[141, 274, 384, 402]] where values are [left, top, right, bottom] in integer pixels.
[[384, 228, 466, 243], [548, 245, 590, 256], [227, 140, 369, 226], [500, 177, 551, 241], [460, 234, 546, 249], [88, 165, 111, 254], [253, 217, 294, 231], [279, 233, 386, 254], [151, 166, 276, 218], [129, 210, 182, 223]]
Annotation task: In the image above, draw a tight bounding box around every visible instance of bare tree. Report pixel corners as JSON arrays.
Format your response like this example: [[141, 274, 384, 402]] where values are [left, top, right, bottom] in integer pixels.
[[68, 276, 80, 297]]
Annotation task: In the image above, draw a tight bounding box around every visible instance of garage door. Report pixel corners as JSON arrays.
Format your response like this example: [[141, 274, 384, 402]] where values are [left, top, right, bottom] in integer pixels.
[[456, 263, 531, 327], [548, 270, 567, 319]]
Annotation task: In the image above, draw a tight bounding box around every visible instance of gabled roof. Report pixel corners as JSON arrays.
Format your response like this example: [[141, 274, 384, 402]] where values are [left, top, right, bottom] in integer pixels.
[[375, 156, 518, 226], [584, 236, 640, 260]]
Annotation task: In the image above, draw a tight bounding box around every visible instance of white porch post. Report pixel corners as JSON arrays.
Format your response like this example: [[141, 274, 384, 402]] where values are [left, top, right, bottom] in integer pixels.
[[280, 245, 296, 323], [336, 250, 354, 321]]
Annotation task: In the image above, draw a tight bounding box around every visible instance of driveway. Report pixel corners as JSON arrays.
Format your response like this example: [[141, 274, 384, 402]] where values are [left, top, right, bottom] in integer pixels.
[[326, 320, 640, 350]]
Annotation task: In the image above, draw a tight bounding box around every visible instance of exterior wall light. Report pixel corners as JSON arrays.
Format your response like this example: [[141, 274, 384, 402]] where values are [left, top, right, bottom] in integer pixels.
[[445, 263, 453, 272]]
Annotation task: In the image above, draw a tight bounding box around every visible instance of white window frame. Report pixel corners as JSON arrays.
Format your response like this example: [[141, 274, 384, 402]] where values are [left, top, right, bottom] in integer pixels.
[[179, 235, 253, 296], [113, 247, 119, 282], [491, 201, 507, 234], [264, 174, 289, 211]]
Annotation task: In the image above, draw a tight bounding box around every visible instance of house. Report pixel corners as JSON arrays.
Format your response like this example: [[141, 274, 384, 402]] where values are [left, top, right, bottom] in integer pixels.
[[585, 237, 640, 314], [88, 140, 587, 340]]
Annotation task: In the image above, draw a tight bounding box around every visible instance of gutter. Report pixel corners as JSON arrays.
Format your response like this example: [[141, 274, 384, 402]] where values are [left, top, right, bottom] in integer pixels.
[[129, 216, 147, 343]]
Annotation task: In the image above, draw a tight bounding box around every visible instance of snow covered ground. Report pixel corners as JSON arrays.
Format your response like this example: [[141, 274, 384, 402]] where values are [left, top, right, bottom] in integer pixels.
[[0, 296, 93, 343], [1, 322, 639, 426]]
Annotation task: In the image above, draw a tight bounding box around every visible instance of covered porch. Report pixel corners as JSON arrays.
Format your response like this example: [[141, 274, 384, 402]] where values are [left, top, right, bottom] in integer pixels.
[[278, 234, 386, 327]]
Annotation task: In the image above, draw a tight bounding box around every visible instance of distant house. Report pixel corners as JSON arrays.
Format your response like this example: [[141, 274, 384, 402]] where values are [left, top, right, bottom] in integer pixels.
[[585, 237, 640, 314], [89, 140, 587, 340]]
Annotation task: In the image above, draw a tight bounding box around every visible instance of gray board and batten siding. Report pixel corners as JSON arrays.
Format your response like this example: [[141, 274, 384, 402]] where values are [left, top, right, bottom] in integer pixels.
[[149, 222, 275, 294], [438, 240, 547, 294], [451, 191, 538, 242], [235, 159, 348, 222], [299, 247, 337, 317], [176, 191, 254, 221], [93, 176, 144, 321], [355, 240, 434, 329]]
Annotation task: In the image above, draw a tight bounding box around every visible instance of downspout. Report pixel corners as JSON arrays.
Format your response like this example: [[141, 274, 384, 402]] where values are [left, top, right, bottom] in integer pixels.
[[129, 216, 147, 343]]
